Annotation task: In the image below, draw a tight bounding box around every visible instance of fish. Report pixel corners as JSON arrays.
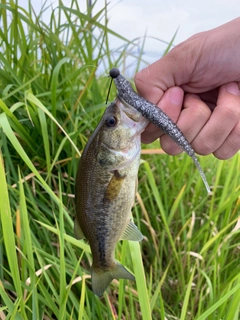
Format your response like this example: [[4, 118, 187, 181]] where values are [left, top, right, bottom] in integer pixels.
[[75, 98, 149, 297], [75, 68, 211, 297], [109, 68, 211, 194]]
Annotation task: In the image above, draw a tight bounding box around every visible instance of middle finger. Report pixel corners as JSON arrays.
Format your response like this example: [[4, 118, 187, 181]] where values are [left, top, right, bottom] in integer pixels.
[[160, 93, 212, 155]]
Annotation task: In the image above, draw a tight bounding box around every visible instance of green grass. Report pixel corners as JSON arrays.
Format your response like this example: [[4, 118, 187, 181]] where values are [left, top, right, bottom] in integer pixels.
[[0, 1, 239, 319]]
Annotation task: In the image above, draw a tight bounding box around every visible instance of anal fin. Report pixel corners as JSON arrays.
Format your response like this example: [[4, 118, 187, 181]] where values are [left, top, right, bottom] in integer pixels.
[[121, 220, 143, 242]]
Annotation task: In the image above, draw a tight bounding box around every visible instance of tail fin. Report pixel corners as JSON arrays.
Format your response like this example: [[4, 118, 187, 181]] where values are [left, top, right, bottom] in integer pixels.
[[91, 262, 135, 297]]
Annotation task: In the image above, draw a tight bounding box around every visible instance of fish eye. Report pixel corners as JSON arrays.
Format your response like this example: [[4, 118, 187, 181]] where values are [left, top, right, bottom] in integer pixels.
[[105, 115, 117, 128]]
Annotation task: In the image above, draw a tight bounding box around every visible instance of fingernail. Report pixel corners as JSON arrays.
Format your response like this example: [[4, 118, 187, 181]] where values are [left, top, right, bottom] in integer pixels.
[[225, 82, 240, 96], [169, 87, 183, 105]]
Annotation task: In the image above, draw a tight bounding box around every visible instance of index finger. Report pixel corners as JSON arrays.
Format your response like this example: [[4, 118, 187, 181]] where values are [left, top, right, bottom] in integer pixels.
[[141, 86, 184, 144], [135, 65, 165, 104]]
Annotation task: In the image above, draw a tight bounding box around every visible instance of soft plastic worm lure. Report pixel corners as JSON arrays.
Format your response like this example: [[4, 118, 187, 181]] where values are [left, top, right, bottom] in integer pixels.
[[109, 68, 211, 194]]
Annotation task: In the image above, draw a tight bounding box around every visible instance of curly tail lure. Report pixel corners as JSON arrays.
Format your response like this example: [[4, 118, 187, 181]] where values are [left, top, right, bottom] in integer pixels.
[[109, 68, 211, 194]]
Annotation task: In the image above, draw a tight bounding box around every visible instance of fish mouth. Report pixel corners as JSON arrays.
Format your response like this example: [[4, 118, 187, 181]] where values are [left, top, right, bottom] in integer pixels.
[[116, 97, 147, 122], [116, 97, 149, 132]]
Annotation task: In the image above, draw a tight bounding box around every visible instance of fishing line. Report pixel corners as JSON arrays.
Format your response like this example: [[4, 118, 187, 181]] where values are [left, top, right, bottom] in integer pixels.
[[105, 77, 113, 104]]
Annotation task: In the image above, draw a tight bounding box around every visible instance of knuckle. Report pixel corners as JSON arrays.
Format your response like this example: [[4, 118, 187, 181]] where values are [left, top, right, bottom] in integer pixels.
[[212, 122, 240, 159], [192, 138, 214, 156], [219, 104, 240, 121], [213, 150, 230, 160]]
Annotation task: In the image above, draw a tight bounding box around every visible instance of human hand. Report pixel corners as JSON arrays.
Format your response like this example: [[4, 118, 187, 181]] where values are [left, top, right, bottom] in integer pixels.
[[135, 18, 240, 159]]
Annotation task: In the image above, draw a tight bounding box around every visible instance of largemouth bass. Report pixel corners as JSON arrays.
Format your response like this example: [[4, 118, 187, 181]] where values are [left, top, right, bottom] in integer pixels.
[[75, 69, 211, 297], [75, 98, 148, 297]]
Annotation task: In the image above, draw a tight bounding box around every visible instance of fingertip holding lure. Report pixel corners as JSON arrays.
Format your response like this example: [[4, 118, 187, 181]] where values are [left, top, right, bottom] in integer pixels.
[[109, 68, 211, 194]]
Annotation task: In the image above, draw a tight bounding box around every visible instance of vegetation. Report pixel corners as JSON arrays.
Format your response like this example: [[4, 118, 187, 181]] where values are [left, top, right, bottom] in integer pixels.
[[0, 1, 239, 319]]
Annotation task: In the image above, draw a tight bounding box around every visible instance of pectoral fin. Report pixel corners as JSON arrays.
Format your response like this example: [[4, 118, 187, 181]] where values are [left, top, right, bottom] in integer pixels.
[[104, 170, 125, 202], [74, 218, 85, 240], [121, 220, 143, 242]]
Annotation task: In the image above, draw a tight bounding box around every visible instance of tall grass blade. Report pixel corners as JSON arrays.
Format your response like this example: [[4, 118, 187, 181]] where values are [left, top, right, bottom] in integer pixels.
[[129, 241, 152, 320], [0, 153, 26, 318], [180, 266, 196, 320], [196, 282, 240, 320]]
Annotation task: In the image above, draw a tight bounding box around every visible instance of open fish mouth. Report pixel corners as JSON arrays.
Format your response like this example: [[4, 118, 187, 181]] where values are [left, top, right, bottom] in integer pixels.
[[116, 98, 144, 122], [115, 98, 149, 134]]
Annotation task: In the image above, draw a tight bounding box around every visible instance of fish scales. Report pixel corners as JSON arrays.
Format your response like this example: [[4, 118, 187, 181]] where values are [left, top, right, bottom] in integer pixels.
[[76, 145, 137, 266]]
